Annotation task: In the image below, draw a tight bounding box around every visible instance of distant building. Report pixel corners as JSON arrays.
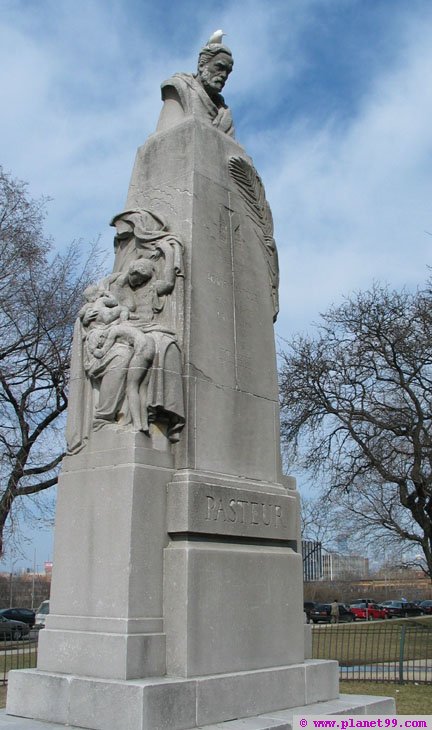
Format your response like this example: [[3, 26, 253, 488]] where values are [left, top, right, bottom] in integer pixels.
[[302, 540, 323, 582], [322, 552, 369, 580], [335, 533, 350, 554], [301, 543, 370, 582]]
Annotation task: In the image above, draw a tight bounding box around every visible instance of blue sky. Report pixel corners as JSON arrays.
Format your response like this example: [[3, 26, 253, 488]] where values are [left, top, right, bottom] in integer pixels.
[[1, 0, 431, 569]]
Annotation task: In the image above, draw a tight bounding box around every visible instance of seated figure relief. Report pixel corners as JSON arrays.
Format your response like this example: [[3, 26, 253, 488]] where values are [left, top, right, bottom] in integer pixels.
[[66, 210, 185, 453]]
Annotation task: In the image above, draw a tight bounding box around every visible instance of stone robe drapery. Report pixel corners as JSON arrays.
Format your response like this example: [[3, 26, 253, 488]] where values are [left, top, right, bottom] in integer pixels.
[[66, 322, 185, 453], [158, 73, 235, 137]]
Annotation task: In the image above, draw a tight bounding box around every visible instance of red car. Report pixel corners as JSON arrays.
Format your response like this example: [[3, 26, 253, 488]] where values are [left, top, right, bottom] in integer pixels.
[[349, 602, 387, 620]]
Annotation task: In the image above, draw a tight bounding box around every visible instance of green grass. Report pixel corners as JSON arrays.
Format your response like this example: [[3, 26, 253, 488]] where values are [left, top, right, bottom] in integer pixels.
[[0, 645, 37, 675], [341, 680, 432, 713], [0, 639, 37, 710], [0, 650, 37, 673], [312, 617, 432, 665], [0, 641, 37, 709]]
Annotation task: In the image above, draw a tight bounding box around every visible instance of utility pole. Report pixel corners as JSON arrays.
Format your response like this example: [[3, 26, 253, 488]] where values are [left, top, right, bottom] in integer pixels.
[[31, 550, 36, 610], [9, 571, 13, 608]]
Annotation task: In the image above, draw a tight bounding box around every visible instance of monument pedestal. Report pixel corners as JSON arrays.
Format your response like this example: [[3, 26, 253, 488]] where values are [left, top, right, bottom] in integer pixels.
[[7, 433, 393, 729], [35, 429, 172, 681], [6, 430, 395, 728], [164, 470, 303, 678]]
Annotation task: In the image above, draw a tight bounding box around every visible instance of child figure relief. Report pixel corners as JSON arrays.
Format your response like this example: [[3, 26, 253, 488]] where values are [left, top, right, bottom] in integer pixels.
[[67, 210, 185, 453]]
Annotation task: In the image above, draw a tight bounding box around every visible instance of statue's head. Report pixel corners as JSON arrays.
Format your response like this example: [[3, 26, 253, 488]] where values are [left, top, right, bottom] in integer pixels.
[[197, 37, 233, 98], [83, 284, 101, 303], [83, 283, 109, 303]]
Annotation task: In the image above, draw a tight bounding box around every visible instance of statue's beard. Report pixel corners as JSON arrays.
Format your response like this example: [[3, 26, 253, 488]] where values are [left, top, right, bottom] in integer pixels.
[[199, 67, 224, 96]]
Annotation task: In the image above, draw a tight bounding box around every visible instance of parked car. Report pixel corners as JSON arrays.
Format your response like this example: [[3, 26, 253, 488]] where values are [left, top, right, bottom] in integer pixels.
[[35, 600, 50, 627], [0, 607, 35, 628], [309, 603, 356, 623], [349, 602, 387, 620], [0, 615, 30, 640], [378, 600, 423, 618], [418, 600, 432, 615], [303, 601, 316, 623]]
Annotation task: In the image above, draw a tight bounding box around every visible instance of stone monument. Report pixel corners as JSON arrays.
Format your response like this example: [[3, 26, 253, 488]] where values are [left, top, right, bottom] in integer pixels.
[[6, 32, 394, 730]]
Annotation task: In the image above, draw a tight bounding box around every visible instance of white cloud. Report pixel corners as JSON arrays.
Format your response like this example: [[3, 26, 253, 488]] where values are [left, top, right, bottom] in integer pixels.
[[265, 11, 432, 338]]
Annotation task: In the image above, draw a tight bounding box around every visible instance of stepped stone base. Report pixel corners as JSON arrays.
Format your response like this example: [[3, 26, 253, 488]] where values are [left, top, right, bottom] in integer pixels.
[[6, 660, 394, 730], [198, 694, 396, 730], [3, 693, 395, 730]]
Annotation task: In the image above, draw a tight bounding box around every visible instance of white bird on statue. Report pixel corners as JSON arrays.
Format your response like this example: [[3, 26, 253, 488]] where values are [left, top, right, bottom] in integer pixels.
[[207, 29, 225, 45]]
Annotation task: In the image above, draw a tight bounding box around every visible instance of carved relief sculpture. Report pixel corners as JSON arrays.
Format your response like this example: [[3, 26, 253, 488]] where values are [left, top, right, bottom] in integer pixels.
[[66, 209, 185, 453], [228, 156, 280, 321]]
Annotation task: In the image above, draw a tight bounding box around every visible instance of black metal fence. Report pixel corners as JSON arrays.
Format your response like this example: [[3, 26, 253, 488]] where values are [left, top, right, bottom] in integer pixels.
[[0, 622, 431, 686], [312, 620, 432, 683], [0, 630, 38, 686]]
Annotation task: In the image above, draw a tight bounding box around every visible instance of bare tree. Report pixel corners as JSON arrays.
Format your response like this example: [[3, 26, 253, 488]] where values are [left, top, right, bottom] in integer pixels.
[[279, 281, 432, 578], [0, 166, 102, 556], [301, 494, 342, 548]]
